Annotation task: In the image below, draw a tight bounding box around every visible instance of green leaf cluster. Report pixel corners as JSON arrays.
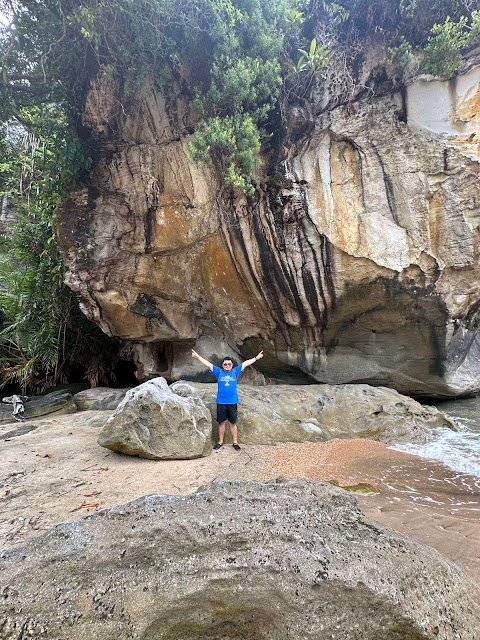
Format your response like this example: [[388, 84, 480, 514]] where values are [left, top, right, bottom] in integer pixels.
[[424, 11, 480, 79], [188, 0, 292, 192], [189, 114, 261, 193], [0, 0, 296, 193], [388, 38, 414, 66], [320, 1, 479, 79]]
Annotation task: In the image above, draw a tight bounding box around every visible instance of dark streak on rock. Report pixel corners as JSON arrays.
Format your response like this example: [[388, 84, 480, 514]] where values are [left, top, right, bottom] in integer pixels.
[[303, 229, 331, 331], [252, 207, 303, 323], [224, 214, 265, 307], [299, 186, 337, 329], [144, 204, 155, 255], [130, 294, 175, 331], [123, 152, 136, 188], [399, 86, 407, 124], [370, 143, 399, 225], [321, 234, 337, 311]]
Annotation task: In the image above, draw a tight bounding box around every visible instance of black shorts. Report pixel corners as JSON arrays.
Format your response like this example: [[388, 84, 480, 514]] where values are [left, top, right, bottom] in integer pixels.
[[216, 403, 238, 424]]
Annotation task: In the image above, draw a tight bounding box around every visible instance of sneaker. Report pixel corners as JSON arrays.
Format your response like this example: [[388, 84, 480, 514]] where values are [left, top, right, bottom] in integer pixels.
[[213, 442, 224, 450], [233, 443, 241, 451]]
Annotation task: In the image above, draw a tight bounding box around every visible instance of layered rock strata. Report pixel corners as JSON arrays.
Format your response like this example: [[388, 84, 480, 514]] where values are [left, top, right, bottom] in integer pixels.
[[1, 480, 479, 639], [55, 60, 480, 396]]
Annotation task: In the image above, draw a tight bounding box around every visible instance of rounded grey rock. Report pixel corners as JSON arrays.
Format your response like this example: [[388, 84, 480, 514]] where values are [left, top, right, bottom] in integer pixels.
[[0, 479, 478, 639]]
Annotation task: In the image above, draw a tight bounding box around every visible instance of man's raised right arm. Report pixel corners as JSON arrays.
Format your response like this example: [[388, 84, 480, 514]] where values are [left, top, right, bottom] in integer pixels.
[[192, 349, 214, 371]]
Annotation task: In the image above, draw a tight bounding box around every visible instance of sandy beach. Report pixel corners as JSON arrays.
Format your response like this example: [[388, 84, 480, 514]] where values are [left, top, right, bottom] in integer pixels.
[[1, 410, 479, 583]]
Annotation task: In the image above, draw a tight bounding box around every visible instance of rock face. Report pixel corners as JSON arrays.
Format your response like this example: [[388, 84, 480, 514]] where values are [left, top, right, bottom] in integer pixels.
[[98, 377, 212, 459], [55, 55, 480, 397], [73, 387, 130, 411], [1, 480, 479, 639], [171, 380, 456, 445]]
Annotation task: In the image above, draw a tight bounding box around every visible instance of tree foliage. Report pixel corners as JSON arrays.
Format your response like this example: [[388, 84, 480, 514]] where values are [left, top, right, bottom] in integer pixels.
[[424, 11, 480, 78], [185, 0, 287, 191], [2, 2, 477, 187], [0, 106, 122, 392]]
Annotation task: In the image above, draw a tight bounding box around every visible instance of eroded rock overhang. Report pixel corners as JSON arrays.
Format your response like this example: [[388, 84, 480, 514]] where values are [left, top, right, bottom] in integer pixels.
[[54, 61, 480, 397]]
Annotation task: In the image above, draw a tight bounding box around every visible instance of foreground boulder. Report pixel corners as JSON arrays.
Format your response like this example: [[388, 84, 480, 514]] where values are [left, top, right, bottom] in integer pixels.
[[1, 480, 478, 639], [172, 381, 456, 445], [98, 377, 212, 459]]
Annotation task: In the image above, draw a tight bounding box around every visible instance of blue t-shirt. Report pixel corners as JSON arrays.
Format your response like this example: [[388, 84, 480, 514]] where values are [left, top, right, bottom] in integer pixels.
[[212, 364, 243, 404]]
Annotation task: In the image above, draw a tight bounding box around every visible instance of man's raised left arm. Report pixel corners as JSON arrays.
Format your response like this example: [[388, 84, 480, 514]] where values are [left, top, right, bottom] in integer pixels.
[[241, 350, 263, 371]]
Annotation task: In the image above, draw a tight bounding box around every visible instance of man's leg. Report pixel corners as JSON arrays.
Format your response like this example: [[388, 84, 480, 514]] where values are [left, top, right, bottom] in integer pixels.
[[229, 422, 238, 443], [218, 420, 226, 445], [227, 405, 240, 450], [214, 404, 227, 449]]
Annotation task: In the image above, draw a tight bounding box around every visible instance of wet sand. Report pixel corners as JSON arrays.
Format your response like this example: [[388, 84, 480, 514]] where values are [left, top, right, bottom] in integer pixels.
[[255, 440, 480, 582], [1, 412, 479, 582]]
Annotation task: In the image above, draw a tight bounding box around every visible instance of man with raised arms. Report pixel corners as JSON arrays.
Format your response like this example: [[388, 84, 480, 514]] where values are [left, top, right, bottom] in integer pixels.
[[191, 349, 264, 451]]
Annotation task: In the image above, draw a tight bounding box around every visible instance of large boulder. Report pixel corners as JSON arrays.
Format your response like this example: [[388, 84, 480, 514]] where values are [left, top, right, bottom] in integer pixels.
[[98, 377, 212, 459], [171, 381, 456, 445], [1, 480, 478, 639]]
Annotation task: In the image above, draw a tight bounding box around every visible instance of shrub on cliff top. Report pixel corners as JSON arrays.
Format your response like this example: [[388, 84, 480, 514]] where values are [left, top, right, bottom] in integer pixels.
[[1, 1, 478, 187], [424, 11, 480, 78]]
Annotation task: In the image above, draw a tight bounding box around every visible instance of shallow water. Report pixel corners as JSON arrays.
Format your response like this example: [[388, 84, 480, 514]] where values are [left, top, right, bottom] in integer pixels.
[[392, 396, 480, 480], [434, 395, 480, 433]]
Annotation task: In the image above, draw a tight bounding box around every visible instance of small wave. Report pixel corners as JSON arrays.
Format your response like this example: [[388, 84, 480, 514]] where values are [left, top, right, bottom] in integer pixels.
[[393, 425, 480, 479]]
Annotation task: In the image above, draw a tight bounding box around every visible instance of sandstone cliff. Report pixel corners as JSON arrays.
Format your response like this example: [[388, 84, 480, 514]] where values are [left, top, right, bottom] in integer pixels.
[[55, 51, 480, 397]]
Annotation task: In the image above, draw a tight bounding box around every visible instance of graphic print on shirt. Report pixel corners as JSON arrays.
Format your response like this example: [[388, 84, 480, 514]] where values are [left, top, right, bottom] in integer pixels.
[[213, 365, 243, 404]]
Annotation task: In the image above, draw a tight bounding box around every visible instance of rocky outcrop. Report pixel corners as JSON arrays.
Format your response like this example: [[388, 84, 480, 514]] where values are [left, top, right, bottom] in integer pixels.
[[171, 380, 456, 445], [0, 390, 76, 425], [55, 57, 480, 397], [1, 480, 479, 639], [73, 387, 130, 411], [98, 377, 212, 459]]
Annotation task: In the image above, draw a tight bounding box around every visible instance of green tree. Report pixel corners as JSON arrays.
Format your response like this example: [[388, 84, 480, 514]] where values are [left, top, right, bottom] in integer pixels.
[[0, 107, 121, 392]]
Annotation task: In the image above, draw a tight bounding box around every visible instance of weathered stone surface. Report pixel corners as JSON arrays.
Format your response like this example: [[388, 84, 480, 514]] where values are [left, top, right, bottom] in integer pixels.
[[407, 66, 480, 163], [1, 479, 478, 639], [171, 381, 456, 445], [55, 57, 480, 397], [98, 377, 212, 459], [0, 390, 76, 424], [73, 387, 130, 411], [0, 404, 17, 424]]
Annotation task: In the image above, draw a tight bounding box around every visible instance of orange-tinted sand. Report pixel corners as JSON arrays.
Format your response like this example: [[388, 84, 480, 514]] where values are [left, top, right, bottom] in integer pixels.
[[256, 439, 480, 581]]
